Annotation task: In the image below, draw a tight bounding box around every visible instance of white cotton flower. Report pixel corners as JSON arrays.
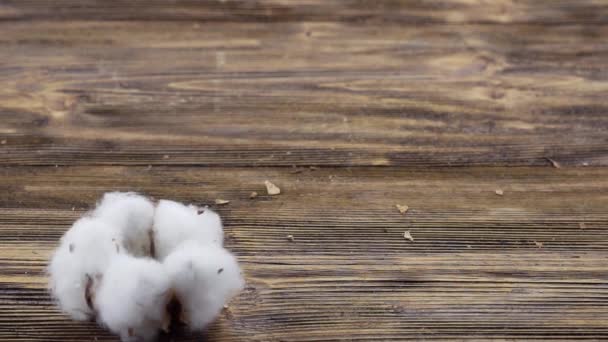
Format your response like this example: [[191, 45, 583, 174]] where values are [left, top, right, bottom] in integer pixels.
[[48, 217, 123, 320], [49, 193, 243, 340], [92, 192, 155, 257], [163, 241, 244, 331], [153, 200, 223, 260], [95, 254, 171, 342]]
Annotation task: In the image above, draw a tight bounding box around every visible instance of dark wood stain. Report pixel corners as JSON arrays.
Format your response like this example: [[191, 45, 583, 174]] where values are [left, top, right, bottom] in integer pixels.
[[1, 1, 607, 341]]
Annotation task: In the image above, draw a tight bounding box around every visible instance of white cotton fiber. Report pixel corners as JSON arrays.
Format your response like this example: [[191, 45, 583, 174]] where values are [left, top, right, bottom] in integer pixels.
[[48, 217, 123, 320], [153, 200, 223, 260], [163, 241, 244, 331], [95, 254, 171, 342], [49, 193, 244, 340], [92, 192, 155, 257]]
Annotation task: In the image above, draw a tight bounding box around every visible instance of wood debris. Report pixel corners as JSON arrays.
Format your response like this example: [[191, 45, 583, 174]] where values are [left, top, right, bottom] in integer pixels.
[[546, 157, 562, 169], [249, 191, 258, 199], [495, 189, 504, 196], [214, 199, 230, 205], [286, 234, 295, 242], [579, 222, 586, 229], [403, 231, 414, 242], [396, 204, 409, 214], [264, 180, 281, 195], [163, 155, 170, 159], [0, 139, 6, 145], [533, 241, 543, 248]]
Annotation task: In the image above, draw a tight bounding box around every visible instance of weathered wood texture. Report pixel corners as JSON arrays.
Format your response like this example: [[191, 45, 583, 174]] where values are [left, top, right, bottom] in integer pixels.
[[1, 166, 608, 341], [1, 1, 607, 341], [2, 2, 608, 166]]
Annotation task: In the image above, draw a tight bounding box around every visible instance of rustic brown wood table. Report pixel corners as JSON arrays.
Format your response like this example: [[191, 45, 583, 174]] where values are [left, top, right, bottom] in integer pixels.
[[1, 1, 608, 341]]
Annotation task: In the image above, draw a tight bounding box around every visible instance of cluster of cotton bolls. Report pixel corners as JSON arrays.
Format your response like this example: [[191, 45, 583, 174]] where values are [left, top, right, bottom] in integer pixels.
[[48, 192, 244, 341]]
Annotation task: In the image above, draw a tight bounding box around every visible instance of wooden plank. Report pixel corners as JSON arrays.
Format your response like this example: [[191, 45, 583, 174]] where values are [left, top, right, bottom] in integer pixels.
[[1, 21, 608, 166], [1, 0, 607, 24], [0, 166, 607, 340]]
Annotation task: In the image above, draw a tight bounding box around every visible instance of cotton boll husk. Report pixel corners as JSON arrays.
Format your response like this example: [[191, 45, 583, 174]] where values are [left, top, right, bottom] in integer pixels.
[[93, 192, 155, 257], [95, 254, 171, 342], [163, 241, 244, 331], [48, 218, 123, 320], [153, 200, 223, 260]]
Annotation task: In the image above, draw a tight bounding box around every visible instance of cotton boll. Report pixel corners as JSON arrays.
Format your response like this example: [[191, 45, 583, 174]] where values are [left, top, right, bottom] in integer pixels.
[[153, 200, 223, 260], [48, 218, 123, 320], [93, 192, 155, 257], [95, 254, 171, 342], [163, 241, 244, 331]]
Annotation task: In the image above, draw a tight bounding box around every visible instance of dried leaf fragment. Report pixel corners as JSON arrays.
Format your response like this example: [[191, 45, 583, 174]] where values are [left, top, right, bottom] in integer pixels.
[[495, 189, 504, 196], [546, 157, 561, 169], [396, 204, 409, 214], [264, 180, 281, 195], [403, 231, 414, 242], [215, 199, 230, 205], [84, 274, 95, 311], [249, 192, 258, 199]]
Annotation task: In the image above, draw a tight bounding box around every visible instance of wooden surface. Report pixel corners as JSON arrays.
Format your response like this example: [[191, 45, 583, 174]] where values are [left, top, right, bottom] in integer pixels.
[[1, 1, 607, 340]]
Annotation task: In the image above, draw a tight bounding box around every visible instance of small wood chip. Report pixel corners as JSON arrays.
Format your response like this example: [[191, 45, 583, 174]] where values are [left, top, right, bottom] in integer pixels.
[[579, 222, 587, 229], [533, 241, 543, 248], [265, 180, 281, 195], [309, 166, 318, 171], [495, 189, 504, 196], [215, 199, 230, 205], [403, 231, 414, 242], [546, 157, 562, 169], [0, 139, 6, 145], [287, 234, 295, 242], [396, 204, 409, 214], [249, 191, 258, 199], [163, 155, 170, 159]]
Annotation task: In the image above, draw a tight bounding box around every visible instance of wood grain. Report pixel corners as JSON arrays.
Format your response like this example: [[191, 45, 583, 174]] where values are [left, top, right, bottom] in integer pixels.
[[1, 166, 607, 340], [1, 1, 608, 340], [1, 16, 608, 166], [2, 0, 607, 24]]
